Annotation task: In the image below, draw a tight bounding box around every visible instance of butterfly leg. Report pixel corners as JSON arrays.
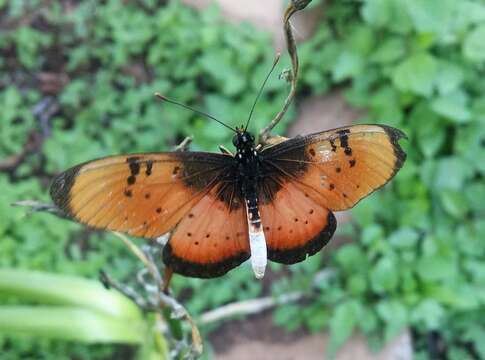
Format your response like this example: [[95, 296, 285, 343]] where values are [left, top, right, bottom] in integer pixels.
[[174, 136, 192, 152], [162, 267, 173, 294], [218, 145, 233, 156]]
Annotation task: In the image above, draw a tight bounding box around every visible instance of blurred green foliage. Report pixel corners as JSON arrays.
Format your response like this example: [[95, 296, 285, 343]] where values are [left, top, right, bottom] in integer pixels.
[[1, 1, 288, 358], [274, 0, 485, 358], [1, 0, 485, 359]]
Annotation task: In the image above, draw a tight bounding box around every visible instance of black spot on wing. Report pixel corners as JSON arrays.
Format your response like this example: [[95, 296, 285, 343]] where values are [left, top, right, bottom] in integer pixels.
[[126, 157, 141, 176], [268, 211, 336, 264], [337, 129, 350, 149], [145, 160, 153, 176]]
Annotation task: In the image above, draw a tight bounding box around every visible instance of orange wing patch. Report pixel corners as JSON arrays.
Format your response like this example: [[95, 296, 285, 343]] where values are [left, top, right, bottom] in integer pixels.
[[263, 125, 406, 211], [50, 152, 230, 238], [163, 186, 250, 278], [259, 181, 336, 264]]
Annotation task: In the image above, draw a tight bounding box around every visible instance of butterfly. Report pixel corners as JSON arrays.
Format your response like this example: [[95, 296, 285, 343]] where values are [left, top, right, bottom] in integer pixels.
[[50, 118, 406, 279]]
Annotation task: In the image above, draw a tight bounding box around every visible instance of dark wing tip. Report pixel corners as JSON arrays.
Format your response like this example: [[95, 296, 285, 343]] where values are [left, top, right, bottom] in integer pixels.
[[162, 243, 250, 278], [380, 125, 407, 174], [268, 211, 337, 265], [49, 164, 82, 216]]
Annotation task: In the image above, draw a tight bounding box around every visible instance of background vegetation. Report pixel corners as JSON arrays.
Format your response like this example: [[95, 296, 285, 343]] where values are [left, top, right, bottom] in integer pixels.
[[1, 0, 484, 359]]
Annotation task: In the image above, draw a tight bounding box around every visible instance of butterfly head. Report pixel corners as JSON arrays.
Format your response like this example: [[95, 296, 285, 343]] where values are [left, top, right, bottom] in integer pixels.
[[232, 128, 255, 151]]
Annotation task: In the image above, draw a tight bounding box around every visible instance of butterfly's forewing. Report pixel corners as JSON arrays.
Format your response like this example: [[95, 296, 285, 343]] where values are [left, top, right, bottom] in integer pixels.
[[163, 184, 250, 278], [259, 124, 406, 263], [261, 124, 407, 211], [50, 152, 232, 238]]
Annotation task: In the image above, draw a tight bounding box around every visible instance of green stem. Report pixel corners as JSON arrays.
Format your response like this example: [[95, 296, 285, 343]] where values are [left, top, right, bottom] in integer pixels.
[[0, 268, 141, 320], [0, 306, 145, 344]]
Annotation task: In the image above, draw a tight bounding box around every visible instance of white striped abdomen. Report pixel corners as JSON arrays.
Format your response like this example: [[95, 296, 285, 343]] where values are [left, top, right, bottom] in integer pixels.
[[245, 196, 267, 279]]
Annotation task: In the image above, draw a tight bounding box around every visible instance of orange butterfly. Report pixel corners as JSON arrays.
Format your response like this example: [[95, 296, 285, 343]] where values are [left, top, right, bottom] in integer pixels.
[[50, 120, 406, 279]]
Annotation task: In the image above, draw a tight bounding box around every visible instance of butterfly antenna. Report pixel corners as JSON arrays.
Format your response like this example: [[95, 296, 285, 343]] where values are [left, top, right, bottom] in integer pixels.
[[244, 53, 281, 131], [155, 93, 237, 133]]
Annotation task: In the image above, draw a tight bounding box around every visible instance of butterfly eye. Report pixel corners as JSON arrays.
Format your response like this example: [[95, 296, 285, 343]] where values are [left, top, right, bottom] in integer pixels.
[[232, 135, 239, 147]]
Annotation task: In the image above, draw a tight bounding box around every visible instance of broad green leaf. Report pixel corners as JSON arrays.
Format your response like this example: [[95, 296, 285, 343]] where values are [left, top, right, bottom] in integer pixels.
[[388, 228, 419, 248], [376, 300, 408, 342], [370, 37, 406, 64], [332, 50, 365, 82], [439, 190, 469, 218], [404, 0, 456, 40], [409, 103, 445, 157], [463, 25, 485, 62], [411, 299, 444, 329], [370, 257, 398, 293], [433, 157, 474, 191], [392, 52, 438, 96], [465, 182, 485, 213], [328, 301, 361, 357], [335, 245, 367, 273], [417, 256, 457, 281], [434, 61, 465, 95], [431, 91, 471, 123]]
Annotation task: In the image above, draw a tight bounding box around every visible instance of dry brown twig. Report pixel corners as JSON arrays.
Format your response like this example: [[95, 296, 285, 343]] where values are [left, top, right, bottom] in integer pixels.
[[258, 0, 312, 144]]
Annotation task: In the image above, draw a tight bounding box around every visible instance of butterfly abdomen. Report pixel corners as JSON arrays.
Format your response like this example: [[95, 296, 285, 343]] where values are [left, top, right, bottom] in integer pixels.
[[245, 193, 267, 279]]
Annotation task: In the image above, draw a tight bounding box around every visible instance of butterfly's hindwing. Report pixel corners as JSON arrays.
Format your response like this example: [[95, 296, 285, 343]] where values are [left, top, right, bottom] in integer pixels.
[[259, 181, 336, 264], [163, 183, 250, 278]]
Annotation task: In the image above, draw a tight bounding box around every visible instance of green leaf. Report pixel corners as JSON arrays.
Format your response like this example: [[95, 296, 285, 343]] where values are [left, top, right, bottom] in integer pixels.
[[362, 0, 391, 28], [465, 182, 485, 213], [439, 190, 469, 218], [463, 24, 485, 62], [370, 37, 406, 64], [434, 61, 465, 95], [332, 51, 365, 82], [417, 256, 457, 281], [411, 299, 445, 329], [434, 157, 474, 190], [328, 301, 361, 356], [370, 257, 398, 293], [392, 52, 438, 96], [405, 0, 456, 40], [362, 0, 412, 34], [409, 103, 446, 157], [431, 91, 471, 123], [335, 245, 367, 273], [388, 228, 419, 248], [376, 300, 408, 342]]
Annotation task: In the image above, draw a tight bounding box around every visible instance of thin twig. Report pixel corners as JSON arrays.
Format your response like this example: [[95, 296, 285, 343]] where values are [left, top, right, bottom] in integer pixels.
[[258, 0, 313, 144], [99, 270, 152, 310], [11, 200, 66, 218], [199, 292, 303, 324], [199, 268, 335, 325]]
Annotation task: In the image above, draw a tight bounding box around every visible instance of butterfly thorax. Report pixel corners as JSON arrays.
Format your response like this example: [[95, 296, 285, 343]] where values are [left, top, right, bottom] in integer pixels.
[[232, 129, 267, 278]]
